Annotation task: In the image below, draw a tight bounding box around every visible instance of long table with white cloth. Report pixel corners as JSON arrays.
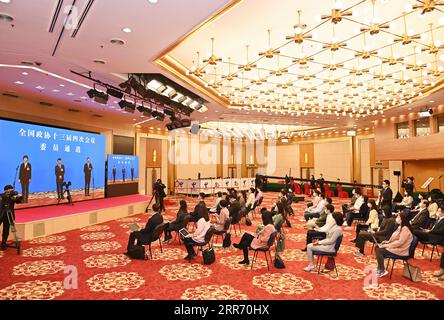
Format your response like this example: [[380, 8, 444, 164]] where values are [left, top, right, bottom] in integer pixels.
[[174, 178, 256, 195]]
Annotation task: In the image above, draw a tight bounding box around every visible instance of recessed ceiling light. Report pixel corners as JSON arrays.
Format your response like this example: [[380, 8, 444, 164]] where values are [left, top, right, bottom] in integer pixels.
[[14, 81, 24, 85], [122, 27, 132, 33], [35, 86, 45, 90], [67, 92, 75, 96], [0, 0, 12, 3], [93, 59, 106, 65], [59, 84, 65, 87], [0, 13, 13, 23], [21, 72, 28, 76], [52, 89, 60, 92], [110, 39, 125, 46], [148, 0, 158, 3], [429, 100, 434, 103]]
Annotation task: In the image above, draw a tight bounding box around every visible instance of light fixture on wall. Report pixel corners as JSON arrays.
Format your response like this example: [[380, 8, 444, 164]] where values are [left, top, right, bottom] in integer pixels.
[[418, 108, 433, 117]]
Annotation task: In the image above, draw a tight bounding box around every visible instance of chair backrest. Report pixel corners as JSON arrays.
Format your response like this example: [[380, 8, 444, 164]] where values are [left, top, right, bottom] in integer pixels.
[[337, 184, 342, 192], [204, 226, 216, 243], [408, 235, 418, 258], [152, 223, 167, 241], [223, 217, 231, 231], [181, 215, 191, 229], [267, 231, 278, 248], [334, 235, 343, 252]]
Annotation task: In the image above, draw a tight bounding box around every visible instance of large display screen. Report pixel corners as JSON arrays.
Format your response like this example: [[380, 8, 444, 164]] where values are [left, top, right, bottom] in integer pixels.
[[107, 154, 139, 184], [0, 119, 106, 208]]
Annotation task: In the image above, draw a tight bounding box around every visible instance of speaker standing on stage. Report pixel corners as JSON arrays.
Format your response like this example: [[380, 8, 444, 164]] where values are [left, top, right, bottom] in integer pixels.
[[55, 158, 65, 200], [122, 166, 126, 182], [154, 179, 166, 212], [0, 185, 23, 250], [112, 165, 116, 183], [19, 155, 31, 203], [84, 157, 93, 196]]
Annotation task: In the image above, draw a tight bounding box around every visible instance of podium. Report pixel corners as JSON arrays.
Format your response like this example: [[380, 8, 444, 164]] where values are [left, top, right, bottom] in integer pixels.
[[421, 177, 434, 193]]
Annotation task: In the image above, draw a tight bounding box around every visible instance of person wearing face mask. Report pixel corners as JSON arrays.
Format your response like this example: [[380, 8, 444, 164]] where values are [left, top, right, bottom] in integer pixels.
[[395, 191, 414, 211], [354, 205, 395, 256], [401, 176, 414, 195], [351, 199, 379, 243], [413, 204, 444, 244], [427, 196, 439, 219], [380, 180, 393, 209], [342, 189, 358, 213], [374, 211, 413, 278], [410, 200, 430, 230], [303, 193, 326, 221], [301, 204, 335, 252]]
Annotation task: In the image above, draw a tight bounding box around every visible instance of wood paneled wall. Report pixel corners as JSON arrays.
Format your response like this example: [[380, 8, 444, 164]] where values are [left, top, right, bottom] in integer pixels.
[[299, 144, 314, 168], [146, 138, 162, 168], [404, 160, 444, 191]]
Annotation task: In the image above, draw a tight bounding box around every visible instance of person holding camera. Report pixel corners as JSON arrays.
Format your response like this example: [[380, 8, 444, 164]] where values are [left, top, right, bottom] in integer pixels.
[[0, 185, 23, 250], [154, 179, 166, 212], [55, 158, 65, 200]]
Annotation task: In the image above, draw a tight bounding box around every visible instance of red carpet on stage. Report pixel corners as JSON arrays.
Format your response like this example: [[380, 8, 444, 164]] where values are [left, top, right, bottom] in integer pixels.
[[0, 193, 442, 300], [15, 195, 151, 223]]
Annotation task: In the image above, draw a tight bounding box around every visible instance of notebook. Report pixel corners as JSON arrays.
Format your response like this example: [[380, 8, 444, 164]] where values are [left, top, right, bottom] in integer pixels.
[[179, 228, 190, 238]]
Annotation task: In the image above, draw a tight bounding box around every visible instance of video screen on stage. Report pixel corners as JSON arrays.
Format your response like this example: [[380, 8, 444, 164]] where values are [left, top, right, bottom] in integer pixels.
[[107, 154, 139, 185], [0, 119, 106, 208]]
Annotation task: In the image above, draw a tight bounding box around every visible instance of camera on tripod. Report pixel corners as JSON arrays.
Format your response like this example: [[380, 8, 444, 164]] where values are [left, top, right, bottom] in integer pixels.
[[62, 181, 72, 189]]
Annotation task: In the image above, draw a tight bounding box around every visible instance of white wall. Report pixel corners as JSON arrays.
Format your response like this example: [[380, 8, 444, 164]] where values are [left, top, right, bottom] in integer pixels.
[[360, 139, 371, 184], [269, 144, 300, 177], [314, 140, 351, 182]]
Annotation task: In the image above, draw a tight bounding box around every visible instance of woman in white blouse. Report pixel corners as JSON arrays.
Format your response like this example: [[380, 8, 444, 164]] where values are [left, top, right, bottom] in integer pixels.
[[182, 206, 211, 260], [214, 200, 229, 231]]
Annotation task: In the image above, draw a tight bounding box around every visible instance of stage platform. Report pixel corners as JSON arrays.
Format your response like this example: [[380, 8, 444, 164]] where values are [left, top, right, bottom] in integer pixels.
[[14, 195, 151, 241]]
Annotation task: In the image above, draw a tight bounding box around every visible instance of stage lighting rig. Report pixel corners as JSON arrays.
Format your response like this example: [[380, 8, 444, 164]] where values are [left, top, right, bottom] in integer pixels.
[[87, 87, 109, 105], [119, 100, 136, 113]]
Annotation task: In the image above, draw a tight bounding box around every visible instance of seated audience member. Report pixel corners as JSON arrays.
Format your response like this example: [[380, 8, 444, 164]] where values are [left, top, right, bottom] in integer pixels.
[[354, 206, 396, 256], [255, 188, 264, 203], [412, 193, 423, 209], [287, 188, 295, 205], [233, 212, 276, 265], [190, 200, 207, 222], [428, 196, 439, 219], [241, 188, 256, 217], [301, 204, 335, 251], [164, 200, 188, 242], [402, 176, 415, 195], [351, 199, 379, 242], [413, 204, 444, 244], [345, 195, 369, 229], [304, 193, 326, 221], [410, 200, 430, 230], [228, 195, 242, 222], [125, 203, 163, 254], [374, 211, 413, 278], [272, 202, 285, 227], [342, 190, 365, 224], [239, 190, 247, 208], [303, 212, 344, 272], [279, 189, 287, 201], [209, 192, 223, 213], [182, 206, 212, 260], [342, 189, 359, 212], [305, 197, 331, 229], [395, 191, 414, 211], [307, 190, 321, 208], [214, 200, 230, 231]]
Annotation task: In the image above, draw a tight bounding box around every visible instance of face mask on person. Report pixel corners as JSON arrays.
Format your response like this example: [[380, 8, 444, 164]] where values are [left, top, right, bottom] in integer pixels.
[[404, 192, 408, 196], [368, 203, 372, 209], [428, 197, 432, 202], [396, 216, 401, 224]]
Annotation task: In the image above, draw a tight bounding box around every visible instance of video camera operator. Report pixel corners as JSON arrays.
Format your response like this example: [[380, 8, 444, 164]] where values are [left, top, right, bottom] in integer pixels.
[[401, 176, 414, 194], [0, 185, 23, 250], [154, 179, 166, 213]]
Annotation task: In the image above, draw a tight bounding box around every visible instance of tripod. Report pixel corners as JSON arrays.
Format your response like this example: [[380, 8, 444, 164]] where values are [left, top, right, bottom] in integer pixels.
[[4, 208, 21, 255]]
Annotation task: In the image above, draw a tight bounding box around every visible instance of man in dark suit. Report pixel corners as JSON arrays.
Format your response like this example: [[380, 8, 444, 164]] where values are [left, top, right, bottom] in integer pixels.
[[83, 157, 93, 196], [381, 180, 393, 209], [125, 203, 163, 253], [228, 195, 241, 222], [131, 167, 135, 181], [112, 165, 116, 183], [122, 166, 126, 182], [414, 205, 444, 243], [19, 155, 31, 203], [410, 200, 430, 230], [55, 158, 65, 200], [317, 174, 325, 194]]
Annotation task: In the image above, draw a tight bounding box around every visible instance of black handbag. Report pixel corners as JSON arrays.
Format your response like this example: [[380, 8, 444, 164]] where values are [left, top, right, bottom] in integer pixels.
[[245, 217, 252, 226], [127, 244, 145, 260], [274, 254, 285, 269], [202, 248, 216, 265], [222, 233, 232, 248]]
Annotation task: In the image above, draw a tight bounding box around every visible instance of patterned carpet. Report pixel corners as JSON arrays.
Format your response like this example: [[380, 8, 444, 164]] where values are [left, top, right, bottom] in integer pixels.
[[0, 193, 443, 300]]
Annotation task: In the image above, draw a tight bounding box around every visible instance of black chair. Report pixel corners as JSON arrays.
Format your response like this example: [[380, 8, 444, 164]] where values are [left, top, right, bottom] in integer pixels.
[[172, 215, 191, 245], [249, 231, 278, 271], [382, 235, 419, 279], [145, 223, 168, 260], [312, 235, 343, 277], [420, 239, 444, 262], [230, 210, 242, 236], [212, 217, 232, 246], [190, 226, 216, 264]]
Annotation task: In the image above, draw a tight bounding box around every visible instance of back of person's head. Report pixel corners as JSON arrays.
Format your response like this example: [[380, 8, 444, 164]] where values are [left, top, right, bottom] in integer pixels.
[[280, 189, 286, 195], [332, 212, 344, 226], [326, 204, 335, 213], [363, 195, 369, 203], [197, 205, 210, 222], [260, 207, 267, 214], [219, 200, 229, 208], [261, 211, 273, 226], [217, 191, 222, 198], [152, 203, 160, 213], [355, 189, 361, 196], [368, 199, 377, 209], [326, 197, 333, 204], [199, 192, 206, 199], [179, 200, 187, 211], [276, 201, 284, 214], [383, 180, 390, 186], [382, 205, 392, 218]]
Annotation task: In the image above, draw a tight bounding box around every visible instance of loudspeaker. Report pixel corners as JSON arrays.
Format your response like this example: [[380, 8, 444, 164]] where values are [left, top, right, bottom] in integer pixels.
[[393, 171, 401, 176]]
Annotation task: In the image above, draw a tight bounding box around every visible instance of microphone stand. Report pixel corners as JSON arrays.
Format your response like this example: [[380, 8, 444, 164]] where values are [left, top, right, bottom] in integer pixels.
[[13, 165, 19, 190]]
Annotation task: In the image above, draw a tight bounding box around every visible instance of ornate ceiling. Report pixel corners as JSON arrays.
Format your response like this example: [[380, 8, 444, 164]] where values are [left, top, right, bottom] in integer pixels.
[[157, 0, 444, 120]]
